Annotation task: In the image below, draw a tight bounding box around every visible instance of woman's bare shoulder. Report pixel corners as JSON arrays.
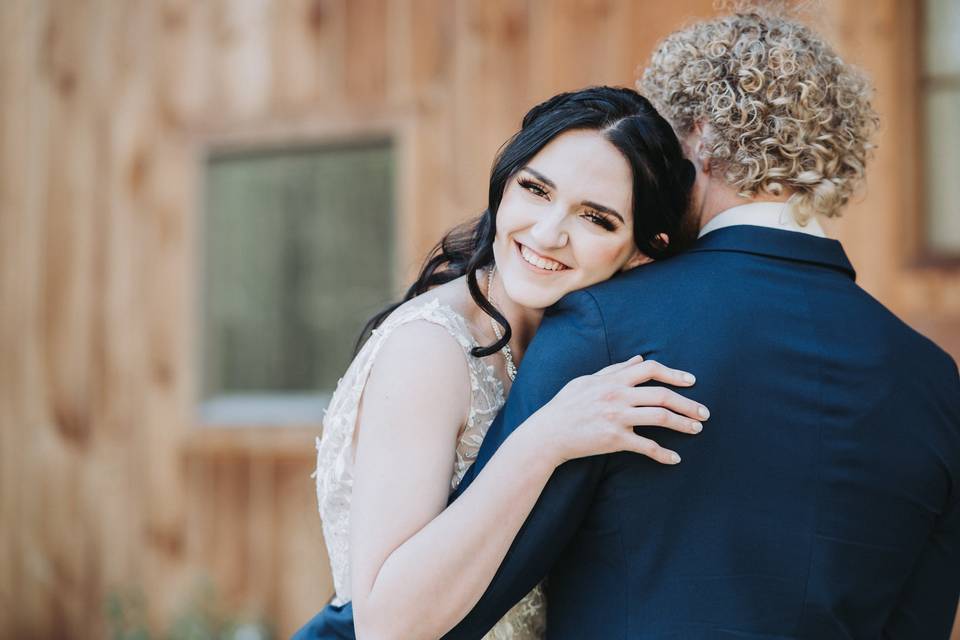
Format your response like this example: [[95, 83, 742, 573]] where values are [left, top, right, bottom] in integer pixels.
[[362, 317, 473, 433]]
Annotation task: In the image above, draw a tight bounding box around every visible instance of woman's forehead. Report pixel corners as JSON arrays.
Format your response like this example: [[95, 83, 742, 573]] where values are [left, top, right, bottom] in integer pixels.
[[526, 130, 633, 216]]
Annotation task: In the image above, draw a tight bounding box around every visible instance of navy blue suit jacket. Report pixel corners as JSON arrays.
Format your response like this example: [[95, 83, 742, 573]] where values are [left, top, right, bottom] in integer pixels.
[[294, 226, 960, 639]]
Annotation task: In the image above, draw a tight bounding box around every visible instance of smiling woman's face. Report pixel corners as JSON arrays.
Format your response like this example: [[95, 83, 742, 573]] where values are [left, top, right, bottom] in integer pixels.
[[492, 128, 648, 310]]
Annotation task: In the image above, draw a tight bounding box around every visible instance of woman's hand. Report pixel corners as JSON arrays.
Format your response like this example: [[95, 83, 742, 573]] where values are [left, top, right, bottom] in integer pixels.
[[526, 355, 709, 466]]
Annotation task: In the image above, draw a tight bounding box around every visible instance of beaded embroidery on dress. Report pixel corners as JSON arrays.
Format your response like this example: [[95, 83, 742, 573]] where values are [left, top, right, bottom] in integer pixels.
[[313, 297, 546, 639]]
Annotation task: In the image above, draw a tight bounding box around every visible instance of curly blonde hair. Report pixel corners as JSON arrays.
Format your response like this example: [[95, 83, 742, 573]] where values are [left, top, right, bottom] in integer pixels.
[[640, 9, 879, 220]]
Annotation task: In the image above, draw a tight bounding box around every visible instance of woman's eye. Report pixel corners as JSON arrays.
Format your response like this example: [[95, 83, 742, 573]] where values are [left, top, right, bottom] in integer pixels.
[[518, 178, 549, 199], [583, 211, 617, 231]]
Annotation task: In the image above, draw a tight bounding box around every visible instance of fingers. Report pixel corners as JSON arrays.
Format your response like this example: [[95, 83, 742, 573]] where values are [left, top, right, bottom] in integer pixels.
[[617, 360, 696, 388], [623, 406, 703, 435], [591, 357, 705, 466], [622, 434, 682, 465], [625, 386, 710, 422], [594, 354, 644, 376]]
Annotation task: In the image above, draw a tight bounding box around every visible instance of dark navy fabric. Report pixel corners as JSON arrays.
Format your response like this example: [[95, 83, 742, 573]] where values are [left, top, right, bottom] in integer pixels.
[[291, 601, 354, 640], [293, 226, 960, 639]]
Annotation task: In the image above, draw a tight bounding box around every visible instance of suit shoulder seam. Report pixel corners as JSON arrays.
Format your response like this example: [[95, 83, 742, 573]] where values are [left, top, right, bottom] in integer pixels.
[[581, 289, 613, 366]]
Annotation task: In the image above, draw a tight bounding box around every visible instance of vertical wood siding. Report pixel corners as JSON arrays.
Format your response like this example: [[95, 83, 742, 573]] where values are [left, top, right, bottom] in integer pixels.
[[0, 1, 956, 637]]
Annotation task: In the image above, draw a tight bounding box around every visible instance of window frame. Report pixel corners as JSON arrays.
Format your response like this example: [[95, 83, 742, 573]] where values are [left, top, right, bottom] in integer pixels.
[[914, 0, 960, 266], [188, 117, 412, 428]]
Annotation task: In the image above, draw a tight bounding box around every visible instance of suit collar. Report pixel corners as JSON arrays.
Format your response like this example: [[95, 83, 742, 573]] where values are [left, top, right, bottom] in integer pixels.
[[688, 225, 856, 281]]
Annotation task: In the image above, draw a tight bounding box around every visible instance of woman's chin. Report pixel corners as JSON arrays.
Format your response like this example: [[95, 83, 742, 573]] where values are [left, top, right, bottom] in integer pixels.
[[500, 281, 565, 311]]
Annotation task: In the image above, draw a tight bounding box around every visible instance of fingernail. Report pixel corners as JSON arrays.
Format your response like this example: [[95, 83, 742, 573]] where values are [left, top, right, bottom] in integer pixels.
[[698, 405, 710, 419], [691, 421, 702, 433], [682, 372, 695, 384], [670, 452, 682, 464]]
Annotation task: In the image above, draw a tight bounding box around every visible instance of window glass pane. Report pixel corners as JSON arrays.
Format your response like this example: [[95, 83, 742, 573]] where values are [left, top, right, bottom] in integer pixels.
[[923, 0, 960, 256], [202, 141, 394, 416], [924, 89, 960, 254], [924, 0, 960, 76]]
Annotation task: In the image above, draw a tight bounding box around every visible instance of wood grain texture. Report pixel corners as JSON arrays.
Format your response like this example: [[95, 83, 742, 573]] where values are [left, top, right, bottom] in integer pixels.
[[1, 1, 957, 638]]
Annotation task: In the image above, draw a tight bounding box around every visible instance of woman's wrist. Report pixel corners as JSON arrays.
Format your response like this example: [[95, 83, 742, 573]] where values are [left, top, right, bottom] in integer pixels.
[[511, 414, 564, 476]]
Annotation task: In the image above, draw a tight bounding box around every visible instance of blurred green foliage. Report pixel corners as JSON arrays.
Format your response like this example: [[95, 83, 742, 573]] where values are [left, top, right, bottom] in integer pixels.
[[106, 579, 272, 640]]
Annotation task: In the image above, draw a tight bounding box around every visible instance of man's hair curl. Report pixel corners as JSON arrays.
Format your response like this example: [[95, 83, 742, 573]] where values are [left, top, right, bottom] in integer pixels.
[[640, 11, 879, 219]]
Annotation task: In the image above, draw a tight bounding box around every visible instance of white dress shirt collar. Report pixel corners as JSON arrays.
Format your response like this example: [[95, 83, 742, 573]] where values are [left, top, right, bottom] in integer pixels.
[[698, 201, 826, 239]]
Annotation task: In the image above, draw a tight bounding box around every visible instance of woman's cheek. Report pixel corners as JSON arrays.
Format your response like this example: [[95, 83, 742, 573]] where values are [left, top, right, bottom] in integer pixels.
[[581, 239, 631, 281], [497, 200, 533, 235]]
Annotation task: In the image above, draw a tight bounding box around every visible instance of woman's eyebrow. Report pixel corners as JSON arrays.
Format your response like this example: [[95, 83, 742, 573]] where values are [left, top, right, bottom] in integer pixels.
[[521, 166, 625, 224], [520, 166, 556, 188], [582, 200, 624, 223]]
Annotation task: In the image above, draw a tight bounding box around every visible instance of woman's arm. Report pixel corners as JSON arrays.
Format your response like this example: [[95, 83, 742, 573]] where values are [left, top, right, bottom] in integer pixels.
[[349, 320, 706, 639]]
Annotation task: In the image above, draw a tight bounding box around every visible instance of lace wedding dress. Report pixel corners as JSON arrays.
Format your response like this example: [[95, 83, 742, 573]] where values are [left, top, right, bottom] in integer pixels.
[[313, 297, 546, 639]]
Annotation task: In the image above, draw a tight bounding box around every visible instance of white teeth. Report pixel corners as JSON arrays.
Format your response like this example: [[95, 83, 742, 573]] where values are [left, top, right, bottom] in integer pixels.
[[519, 244, 565, 271]]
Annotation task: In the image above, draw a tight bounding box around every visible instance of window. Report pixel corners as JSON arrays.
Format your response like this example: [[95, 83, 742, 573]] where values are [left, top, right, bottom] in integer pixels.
[[200, 140, 395, 424], [922, 0, 960, 256]]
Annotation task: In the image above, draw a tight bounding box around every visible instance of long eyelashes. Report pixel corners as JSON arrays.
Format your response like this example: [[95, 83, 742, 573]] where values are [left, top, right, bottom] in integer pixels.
[[516, 177, 618, 231], [583, 212, 617, 231], [517, 177, 549, 198]]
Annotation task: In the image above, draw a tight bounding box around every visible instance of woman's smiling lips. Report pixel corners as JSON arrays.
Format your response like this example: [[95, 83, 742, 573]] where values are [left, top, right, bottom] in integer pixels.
[[514, 240, 570, 273]]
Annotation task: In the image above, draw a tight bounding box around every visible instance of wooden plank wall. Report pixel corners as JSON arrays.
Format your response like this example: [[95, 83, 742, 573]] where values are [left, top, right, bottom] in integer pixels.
[[0, 1, 956, 639]]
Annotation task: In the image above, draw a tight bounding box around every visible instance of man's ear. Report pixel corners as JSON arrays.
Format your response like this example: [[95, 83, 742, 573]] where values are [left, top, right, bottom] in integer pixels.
[[694, 123, 713, 174], [685, 122, 712, 174]]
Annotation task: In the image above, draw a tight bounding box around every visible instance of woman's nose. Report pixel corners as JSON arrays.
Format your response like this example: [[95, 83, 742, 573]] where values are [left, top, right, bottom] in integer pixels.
[[530, 207, 569, 248]]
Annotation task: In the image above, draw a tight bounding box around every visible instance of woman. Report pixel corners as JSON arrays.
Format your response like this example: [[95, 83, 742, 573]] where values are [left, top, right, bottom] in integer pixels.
[[307, 86, 703, 639]]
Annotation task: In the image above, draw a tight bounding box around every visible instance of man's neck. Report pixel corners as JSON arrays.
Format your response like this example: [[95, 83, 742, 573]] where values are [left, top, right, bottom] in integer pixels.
[[697, 188, 791, 232], [698, 201, 826, 238], [693, 180, 826, 238]]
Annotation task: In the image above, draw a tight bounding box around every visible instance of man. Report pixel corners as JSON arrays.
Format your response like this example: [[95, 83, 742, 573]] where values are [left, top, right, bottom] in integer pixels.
[[441, 10, 960, 639]]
